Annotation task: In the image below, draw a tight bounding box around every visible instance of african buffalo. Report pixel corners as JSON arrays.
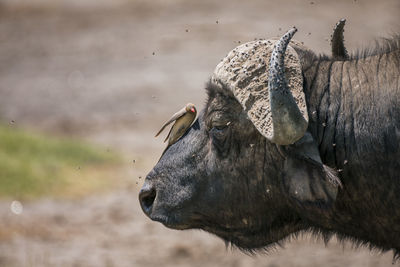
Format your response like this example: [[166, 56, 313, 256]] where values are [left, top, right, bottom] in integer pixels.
[[139, 21, 400, 258]]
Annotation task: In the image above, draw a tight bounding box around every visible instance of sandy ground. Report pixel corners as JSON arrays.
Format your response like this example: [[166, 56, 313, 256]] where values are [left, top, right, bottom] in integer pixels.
[[0, 0, 399, 266]]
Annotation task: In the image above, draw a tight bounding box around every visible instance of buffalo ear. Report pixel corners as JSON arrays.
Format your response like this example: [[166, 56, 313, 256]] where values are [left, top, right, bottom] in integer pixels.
[[282, 132, 341, 210]]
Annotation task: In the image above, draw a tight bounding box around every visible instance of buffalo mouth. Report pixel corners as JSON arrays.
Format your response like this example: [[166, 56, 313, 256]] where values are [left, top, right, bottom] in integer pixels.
[[144, 204, 302, 251], [199, 221, 271, 250], [153, 215, 268, 249], [149, 213, 192, 230], [189, 213, 304, 251], [153, 210, 273, 250]]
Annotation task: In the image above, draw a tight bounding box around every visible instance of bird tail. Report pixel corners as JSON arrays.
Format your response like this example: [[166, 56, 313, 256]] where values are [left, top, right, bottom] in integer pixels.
[[163, 127, 173, 143]]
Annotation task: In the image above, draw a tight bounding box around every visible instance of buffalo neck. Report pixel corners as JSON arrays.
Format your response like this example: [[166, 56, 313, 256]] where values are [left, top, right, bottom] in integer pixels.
[[300, 50, 400, 252]]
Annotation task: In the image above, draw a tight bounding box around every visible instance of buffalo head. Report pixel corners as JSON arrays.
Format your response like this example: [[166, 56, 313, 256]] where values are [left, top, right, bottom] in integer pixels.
[[139, 28, 341, 250]]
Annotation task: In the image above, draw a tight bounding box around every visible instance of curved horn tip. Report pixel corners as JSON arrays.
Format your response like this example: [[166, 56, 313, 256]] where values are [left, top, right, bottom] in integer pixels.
[[284, 27, 298, 40], [269, 27, 298, 85], [277, 27, 298, 50], [333, 19, 346, 31], [335, 20, 346, 32], [334, 19, 346, 26]]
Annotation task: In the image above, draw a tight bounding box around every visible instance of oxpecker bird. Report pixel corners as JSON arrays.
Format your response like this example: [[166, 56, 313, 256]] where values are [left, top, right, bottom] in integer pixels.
[[155, 103, 197, 147]]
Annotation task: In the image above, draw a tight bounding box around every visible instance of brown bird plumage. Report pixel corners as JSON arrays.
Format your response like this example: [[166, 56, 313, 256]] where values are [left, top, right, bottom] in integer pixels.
[[155, 103, 197, 146]]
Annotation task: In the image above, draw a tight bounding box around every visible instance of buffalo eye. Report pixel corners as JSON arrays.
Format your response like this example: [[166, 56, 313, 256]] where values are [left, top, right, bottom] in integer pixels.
[[212, 124, 227, 132], [210, 123, 231, 153], [210, 123, 228, 136]]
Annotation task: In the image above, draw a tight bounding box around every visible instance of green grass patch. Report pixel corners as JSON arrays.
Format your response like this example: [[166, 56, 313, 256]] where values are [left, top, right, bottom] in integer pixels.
[[0, 125, 123, 200]]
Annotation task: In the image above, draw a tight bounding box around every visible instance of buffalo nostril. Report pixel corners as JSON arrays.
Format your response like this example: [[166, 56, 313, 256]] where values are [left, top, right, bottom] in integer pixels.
[[139, 187, 156, 215]]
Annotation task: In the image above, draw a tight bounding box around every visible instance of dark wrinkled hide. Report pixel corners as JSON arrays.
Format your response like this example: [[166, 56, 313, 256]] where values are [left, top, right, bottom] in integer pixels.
[[140, 36, 400, 258]]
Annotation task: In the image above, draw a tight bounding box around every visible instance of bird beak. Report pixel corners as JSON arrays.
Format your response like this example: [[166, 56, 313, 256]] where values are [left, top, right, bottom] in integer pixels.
[[190, 108, 195, 113]]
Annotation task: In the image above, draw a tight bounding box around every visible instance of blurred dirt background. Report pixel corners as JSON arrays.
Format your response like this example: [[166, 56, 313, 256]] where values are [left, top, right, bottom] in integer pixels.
[[0, 0, 399, 266]]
